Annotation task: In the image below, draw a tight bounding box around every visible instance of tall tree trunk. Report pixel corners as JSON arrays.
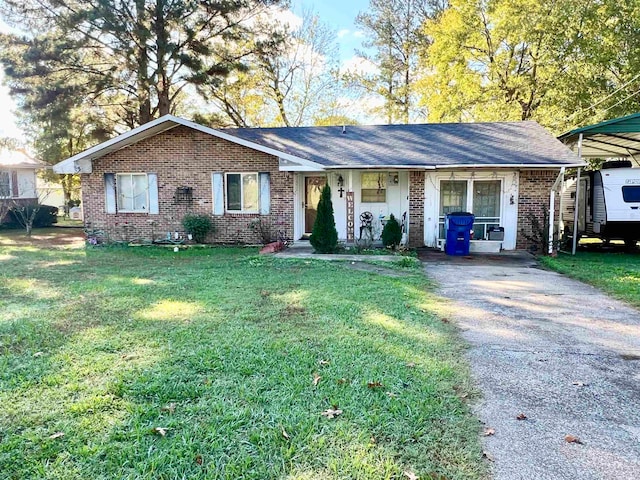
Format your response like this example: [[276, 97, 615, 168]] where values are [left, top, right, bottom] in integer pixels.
[[136, 0, 152, 124], [155, 0, 171, 118]]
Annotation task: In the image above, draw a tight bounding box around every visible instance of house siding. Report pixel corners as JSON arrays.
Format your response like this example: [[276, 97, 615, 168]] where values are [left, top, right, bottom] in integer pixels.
[[408, 170, 425, 247], [517, 169, 558, 250], [82, 125, 294, 244]]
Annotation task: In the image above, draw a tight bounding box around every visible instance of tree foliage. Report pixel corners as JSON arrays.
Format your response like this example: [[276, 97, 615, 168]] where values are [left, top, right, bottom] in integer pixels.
[[202, 9, 341, 127], [419, 0, 640, 133], [346, 0, 445, 124], [310, 184, 338, 254]]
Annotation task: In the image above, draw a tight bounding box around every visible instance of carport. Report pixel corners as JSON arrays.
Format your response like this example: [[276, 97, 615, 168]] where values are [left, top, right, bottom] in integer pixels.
[[556, 113, 640, 253]]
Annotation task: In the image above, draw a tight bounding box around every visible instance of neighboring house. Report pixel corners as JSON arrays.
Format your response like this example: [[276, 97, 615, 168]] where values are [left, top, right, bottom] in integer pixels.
[[1, 149, 45, 220], [52, 115, 583, 249]]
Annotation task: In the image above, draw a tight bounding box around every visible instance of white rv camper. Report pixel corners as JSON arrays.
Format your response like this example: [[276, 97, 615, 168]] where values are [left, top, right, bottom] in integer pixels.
[[561, 161, 640, 246]]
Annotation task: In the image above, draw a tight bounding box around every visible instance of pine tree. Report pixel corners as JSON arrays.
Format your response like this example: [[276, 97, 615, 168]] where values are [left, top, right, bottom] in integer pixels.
[[381, 214, 402, 249], [310, 184, 338, 254]]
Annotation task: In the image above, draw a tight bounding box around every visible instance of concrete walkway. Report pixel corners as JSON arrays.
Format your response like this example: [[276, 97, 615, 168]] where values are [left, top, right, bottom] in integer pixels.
[[423, 252, 640, 480]]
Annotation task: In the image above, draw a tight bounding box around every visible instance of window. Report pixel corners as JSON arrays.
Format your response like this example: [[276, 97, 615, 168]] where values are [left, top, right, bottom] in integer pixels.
[[472, 181, 501, 239], [438, 179, 501, 239], [622, 186, 640, 203], [226, 173, 259, 212], [116, 173, 149, 212], [361, 172, 386, 203], [0, 171, 10, 198], [440, 181, 467, 215]]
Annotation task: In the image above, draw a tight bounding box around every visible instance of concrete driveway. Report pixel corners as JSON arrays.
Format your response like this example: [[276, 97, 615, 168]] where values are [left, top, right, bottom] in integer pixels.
[[422, 251, 640, 480]]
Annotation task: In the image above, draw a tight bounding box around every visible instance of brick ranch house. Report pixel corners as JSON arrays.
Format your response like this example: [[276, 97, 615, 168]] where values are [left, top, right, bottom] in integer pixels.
[[53, 115, 583, 250]]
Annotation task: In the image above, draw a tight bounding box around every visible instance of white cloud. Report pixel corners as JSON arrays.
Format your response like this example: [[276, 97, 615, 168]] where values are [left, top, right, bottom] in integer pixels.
[[337, 29, 350, 38], [340, 55, 378, 76], [353, 31, 365, 38]]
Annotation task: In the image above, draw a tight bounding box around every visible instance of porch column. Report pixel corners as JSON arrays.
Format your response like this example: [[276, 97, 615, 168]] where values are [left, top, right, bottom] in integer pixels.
[[408, 171, 425, 247]]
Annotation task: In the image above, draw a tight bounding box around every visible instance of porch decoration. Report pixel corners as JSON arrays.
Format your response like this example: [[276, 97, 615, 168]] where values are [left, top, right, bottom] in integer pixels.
[[346, 191, 355, 241]]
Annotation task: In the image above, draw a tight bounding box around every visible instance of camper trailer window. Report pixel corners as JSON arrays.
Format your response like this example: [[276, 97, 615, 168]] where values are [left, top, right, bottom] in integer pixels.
[[622, 186, 640, 203]]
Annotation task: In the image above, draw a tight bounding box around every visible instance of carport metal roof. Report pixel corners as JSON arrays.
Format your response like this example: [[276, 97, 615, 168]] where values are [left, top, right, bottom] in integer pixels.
[[558, 113, 640, 161]]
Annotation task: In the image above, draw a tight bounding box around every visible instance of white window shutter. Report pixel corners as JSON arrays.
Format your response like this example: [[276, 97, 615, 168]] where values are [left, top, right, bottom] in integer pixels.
[[259, 172, 270, 215], [148, 173, 159, 214], [212, 172, 224, 215], [104, 173, 116, 214]]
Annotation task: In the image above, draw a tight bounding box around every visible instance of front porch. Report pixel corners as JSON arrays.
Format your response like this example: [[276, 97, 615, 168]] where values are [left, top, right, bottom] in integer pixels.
[[292, 170, 411, 244]]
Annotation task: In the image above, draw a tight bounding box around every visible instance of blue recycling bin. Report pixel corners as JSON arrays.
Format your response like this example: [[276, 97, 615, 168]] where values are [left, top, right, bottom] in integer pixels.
[[445, 212, 475, 256]]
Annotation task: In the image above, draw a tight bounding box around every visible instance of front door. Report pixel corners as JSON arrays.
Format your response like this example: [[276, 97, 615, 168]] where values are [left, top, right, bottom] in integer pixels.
[[304, 176, 327, 235]]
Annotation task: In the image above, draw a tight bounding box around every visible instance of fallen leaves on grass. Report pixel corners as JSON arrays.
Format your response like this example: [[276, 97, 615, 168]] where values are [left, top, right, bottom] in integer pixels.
[[385, 391, 397, 398], [565, 435, 584, 445], [312, 373, 321, 387], [195, 455, 203, 465], [367, 381, 384, 389], [33, 351, 44, 357], [516, 413, 527, 420], [405, 362, 416, 368], [281, 427, 290, 440], [161, 402, 176, 414], [152, 427, 169, 437], [337, 378, 348, 385], [403, 470, 419, 480], [483, 428, 495, 436], [319, 359, 330, 366], [48, 432, 64, 440], [320, 408, 343, 419]]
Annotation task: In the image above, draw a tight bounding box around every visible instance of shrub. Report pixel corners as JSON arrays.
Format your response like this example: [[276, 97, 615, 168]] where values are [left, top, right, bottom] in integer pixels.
[[381, 214, 402, 249], [182, 213, 214, 243], [310, 184, 338, 253], [4, 204, 58, 228]]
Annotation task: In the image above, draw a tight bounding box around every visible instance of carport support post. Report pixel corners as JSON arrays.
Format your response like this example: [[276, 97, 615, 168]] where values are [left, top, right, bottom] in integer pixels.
[[572, 133, 583, 255], [548, 187, 555, 255]]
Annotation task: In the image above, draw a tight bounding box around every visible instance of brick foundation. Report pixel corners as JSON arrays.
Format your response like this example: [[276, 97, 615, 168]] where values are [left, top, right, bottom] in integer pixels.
[[82, 125, 294, 244], [517, 169, 559, 250], [408, 171, 425, 247]]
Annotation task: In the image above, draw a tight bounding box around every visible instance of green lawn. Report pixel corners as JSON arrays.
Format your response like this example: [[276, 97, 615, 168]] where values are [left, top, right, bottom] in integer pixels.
[[0, 236, 484, 479], [541, 251, 640, 307]]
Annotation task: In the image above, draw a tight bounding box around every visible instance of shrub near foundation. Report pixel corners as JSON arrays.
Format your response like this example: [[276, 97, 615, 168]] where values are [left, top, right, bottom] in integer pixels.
[[381, 214, 402, 249], [182, 213, 213, 243], [310, 184, 338, 253]]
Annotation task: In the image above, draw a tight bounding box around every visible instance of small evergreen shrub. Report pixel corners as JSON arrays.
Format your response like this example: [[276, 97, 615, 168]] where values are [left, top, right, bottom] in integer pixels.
[[381, 214, 402, 249], [310, 184, 338, 253], [182, 213, 214, 243]]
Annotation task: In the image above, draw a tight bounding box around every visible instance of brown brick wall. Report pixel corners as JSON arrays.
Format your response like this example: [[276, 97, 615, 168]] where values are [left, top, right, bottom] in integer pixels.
[[82, 125, 294, 244], [408, 171, 425, 247], [517, 169, 559, 250]]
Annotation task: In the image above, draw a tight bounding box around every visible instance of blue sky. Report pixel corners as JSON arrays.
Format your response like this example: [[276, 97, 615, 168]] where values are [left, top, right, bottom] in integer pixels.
[[292, 0, 369, 62], [0, 1, 371, 140]]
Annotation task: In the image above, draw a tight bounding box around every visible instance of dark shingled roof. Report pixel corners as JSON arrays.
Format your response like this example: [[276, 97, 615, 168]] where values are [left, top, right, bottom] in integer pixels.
[[224, 121, 580, 167]]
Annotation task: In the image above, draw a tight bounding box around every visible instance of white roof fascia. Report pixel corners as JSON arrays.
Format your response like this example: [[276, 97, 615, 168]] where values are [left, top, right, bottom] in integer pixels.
[[434, 163, 586, 169], [326, 165, 437, 170], [53, 114, 326, 174]]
